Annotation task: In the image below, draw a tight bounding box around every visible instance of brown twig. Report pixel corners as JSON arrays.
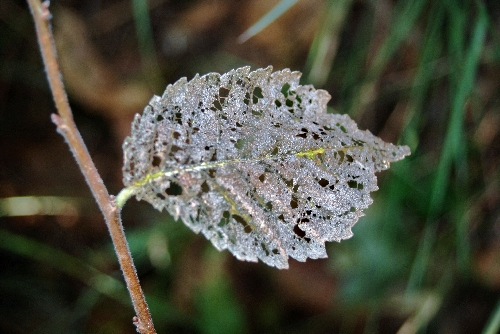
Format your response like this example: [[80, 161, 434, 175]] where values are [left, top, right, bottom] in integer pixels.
[[26, 1, 156, 333]]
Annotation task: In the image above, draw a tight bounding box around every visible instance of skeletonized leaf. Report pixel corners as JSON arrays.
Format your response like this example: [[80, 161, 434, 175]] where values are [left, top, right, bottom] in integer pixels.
[[122, 66, 410, 269]]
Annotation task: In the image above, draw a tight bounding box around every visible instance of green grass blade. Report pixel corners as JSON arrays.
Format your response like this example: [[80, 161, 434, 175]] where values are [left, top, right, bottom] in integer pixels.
[[305, 0, 353, 87], [451, 0, 488, 276], [237, 0, 299, 43], [131, 0, 163, 88], [0, 196, 85, 217], [349, 0, 428, 117], [483, 298, 500, 334], [0, 228, 130, 305], [406, 1, 488, 293], [402, 1, 445, 151]]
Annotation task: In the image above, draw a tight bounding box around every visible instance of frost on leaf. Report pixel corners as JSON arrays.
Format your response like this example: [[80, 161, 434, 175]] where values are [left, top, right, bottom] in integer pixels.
[[122, 66, 410, 269]]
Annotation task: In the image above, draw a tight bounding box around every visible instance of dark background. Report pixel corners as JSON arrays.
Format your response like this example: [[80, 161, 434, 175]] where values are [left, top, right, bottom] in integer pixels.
[[1, 0, 500, 333]]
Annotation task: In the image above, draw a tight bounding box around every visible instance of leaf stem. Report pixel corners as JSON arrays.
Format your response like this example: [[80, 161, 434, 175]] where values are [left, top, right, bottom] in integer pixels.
[[116, 186, 138, 209], [26, 1, 156, 333]]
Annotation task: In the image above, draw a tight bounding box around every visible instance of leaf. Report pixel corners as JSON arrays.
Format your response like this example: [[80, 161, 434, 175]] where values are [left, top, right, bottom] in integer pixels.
[[122, 66, 410, 269]]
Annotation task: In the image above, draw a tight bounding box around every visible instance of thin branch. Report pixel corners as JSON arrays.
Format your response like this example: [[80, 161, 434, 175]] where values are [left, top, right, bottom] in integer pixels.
[[26, 1, 156, 333]]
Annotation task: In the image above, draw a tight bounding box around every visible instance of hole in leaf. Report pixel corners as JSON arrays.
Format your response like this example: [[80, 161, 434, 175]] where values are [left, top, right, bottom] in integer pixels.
[[166, 182, 183, 196], [275, 100, 282, 107], [336, 123, 347, 133], [337, 151, 345, 163], [285, 99, 293, 107], [200, 181, 210, 193], [235, 138, 246, 149], [265, 202, 273, 210], [219, 87, 230, 98], [213, 100, 223, 111], [346, 154, 354, 162], [218, 213, 229, 227], [290, 196, 298, 209], [233, 214, 252, 233], [318, 178, 329, 187], [281, 83, 290, 97], [208, 169, 216, 178], [293, 225, 306, 238], [210, 151, 217, 161], [347, 180, 358, 188], [156, 193, 166, 200], [272, 249, 279, 254], [261, 242, 270, 256], [296, 133, 307, 138], [353, 139, 364, 146], [152, 156, 161, 167], [253, 86, 264, 98], [173, 131, 181, 139], [259, 174, 265, 182]]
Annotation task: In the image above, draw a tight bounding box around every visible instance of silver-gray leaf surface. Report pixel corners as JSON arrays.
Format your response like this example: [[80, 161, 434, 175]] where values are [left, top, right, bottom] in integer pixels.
[[123, 66, 410, 269]]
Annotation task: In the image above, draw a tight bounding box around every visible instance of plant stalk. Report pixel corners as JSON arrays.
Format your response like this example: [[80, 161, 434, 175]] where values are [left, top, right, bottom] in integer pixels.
[[26, 1, 156, 333]]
